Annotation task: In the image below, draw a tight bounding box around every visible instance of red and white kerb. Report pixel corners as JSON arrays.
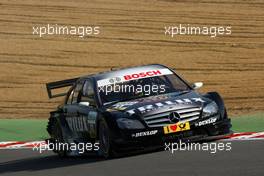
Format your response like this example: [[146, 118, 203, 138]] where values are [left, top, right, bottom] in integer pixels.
[[0, 132, 264, 149]]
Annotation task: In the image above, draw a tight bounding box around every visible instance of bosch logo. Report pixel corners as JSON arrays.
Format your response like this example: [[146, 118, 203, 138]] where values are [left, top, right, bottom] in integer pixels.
[[168, 112, 180, 123], [124, 70, 162, 81]]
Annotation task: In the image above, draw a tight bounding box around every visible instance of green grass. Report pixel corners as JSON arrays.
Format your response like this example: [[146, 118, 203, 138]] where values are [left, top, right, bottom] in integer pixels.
[[0, 113, 263, 141], [0, 119, 48, 141], [231, 113, 264, 133]]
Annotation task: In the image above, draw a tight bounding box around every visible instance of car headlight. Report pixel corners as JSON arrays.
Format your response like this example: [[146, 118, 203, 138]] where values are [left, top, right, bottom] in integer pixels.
[[117, 118, 145, 129], [202, 102, 218, 118]]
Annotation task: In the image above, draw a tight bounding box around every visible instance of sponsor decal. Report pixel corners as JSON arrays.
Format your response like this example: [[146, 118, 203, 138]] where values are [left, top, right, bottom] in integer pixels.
[[163, 122, 190, 134], [111, 101, 138, 110], [195, 117, 217, 127], [124, 70, 162, 81], [66, 116, 89, 132], [126, 98, 205, 115], [131, 130, 158, 138], [109, 77, 122, 84], [97, 68, 173, 87]]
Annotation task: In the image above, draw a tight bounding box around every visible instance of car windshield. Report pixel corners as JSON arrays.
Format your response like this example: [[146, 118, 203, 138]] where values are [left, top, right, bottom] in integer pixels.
[[97, 73, 191, 105]]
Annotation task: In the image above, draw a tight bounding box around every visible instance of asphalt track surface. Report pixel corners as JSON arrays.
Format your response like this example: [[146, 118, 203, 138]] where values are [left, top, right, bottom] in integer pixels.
[[0, 140, 263, 176]]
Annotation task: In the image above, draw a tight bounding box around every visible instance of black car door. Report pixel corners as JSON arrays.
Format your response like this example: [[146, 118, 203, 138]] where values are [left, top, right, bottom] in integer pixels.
[[77, 79, 98, 139], [64, 79, 98, 139], [63, 80, 86, 136]]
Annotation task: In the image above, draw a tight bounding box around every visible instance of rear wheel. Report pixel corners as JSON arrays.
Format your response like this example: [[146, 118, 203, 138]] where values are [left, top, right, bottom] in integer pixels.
[[50, 120, 68, 157], [98, 119, 117, 159]]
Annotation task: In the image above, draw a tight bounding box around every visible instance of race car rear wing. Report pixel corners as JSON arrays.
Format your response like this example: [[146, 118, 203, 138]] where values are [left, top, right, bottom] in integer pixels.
[[46, 78, 78, 99]]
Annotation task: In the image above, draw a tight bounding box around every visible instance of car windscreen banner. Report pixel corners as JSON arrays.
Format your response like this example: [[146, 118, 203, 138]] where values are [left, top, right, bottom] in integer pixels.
[[97, 68, 173, 87]]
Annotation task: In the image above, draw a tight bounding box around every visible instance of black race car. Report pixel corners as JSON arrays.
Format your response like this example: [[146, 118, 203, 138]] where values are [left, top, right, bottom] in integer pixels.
[[46, 64, 232, 158]]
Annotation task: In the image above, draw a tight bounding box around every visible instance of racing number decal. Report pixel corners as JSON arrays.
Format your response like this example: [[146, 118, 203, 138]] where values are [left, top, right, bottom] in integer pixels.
[[163, 122, 190, 134]]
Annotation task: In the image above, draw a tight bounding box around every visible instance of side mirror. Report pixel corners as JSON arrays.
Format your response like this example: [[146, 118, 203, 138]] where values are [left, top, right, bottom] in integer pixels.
[[79, 102, 90, 106], [192, 82, 203, 90]]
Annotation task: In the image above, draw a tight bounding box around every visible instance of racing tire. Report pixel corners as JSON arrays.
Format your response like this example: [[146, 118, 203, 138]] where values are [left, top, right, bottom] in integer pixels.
[[98, 119, 117, 159], [50, 119, 68, 158]]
